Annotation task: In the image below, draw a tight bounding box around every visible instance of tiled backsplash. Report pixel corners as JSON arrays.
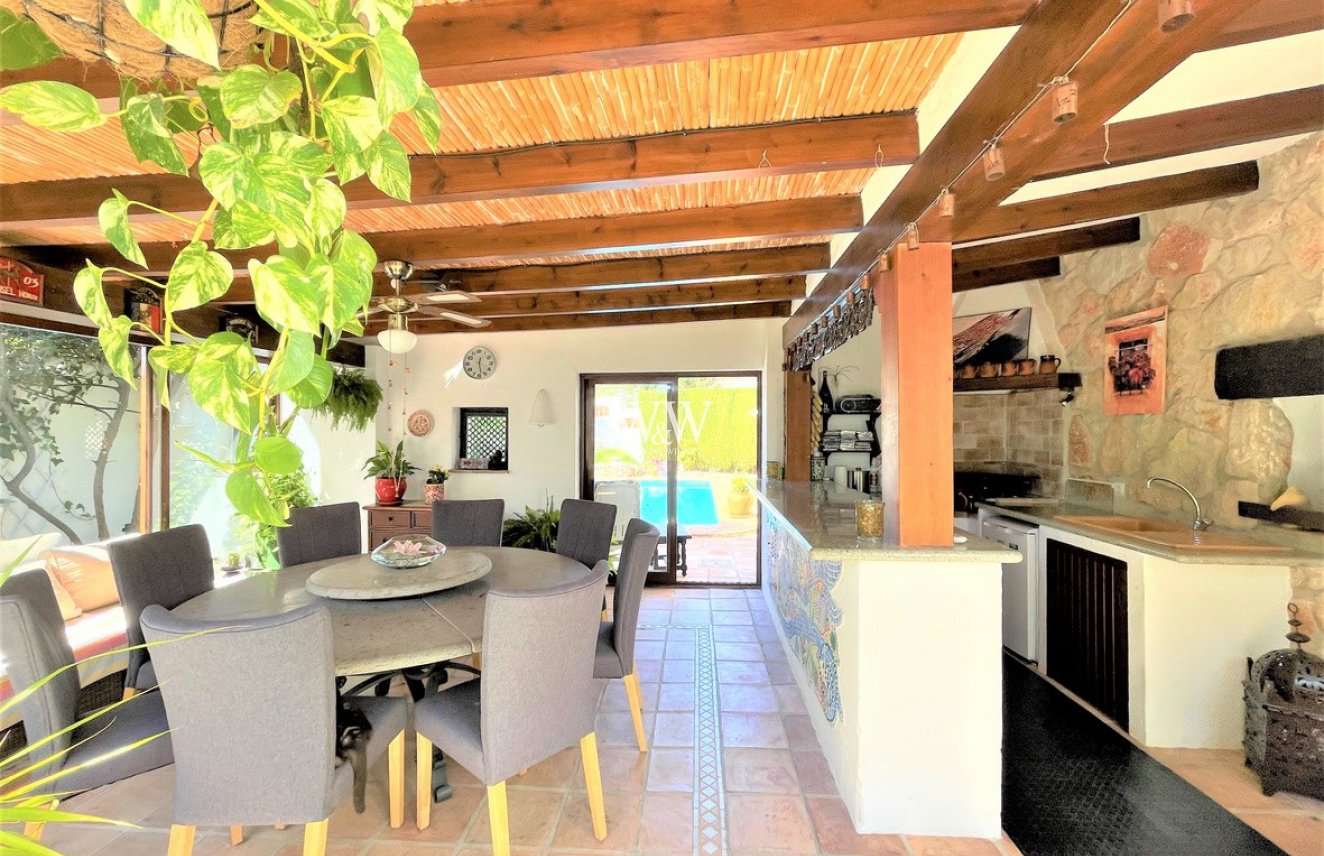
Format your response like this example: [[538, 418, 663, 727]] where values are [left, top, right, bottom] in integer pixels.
[[954, 389, 1065, 490]]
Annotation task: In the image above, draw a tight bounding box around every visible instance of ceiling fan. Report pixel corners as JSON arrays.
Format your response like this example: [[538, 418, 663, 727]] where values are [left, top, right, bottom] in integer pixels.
[[366, 260, 490, 353]]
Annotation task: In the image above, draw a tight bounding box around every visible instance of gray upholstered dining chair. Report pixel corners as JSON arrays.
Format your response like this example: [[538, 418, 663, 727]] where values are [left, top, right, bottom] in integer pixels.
[[107, 523, 213, 697], [431, 498, 505, 547], [594, 519, 661, 753], [277, 501, 362, 567], [556, 498, 617, 568], [141, 602, 407, 856], [414, 567, 610, 855], [0, 570, 173, 842]]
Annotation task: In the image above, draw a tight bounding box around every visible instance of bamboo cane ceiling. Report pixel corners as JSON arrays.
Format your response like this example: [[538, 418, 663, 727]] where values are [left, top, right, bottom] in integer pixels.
[[0, 34, 959, 254]]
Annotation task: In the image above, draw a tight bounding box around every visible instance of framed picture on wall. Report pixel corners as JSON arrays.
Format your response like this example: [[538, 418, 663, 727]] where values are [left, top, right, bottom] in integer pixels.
[[953, 308, 1032, 368], [1103, 306, 1167, 415]]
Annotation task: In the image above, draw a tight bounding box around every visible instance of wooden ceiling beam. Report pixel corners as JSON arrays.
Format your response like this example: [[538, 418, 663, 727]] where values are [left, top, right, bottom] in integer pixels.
[[958, 162, 1259, 243], [1204, 0, 1323, 51], [0, 114, 917, 231], [14, 197, 860, 274], [399, 300, 792, 335], [0, 0, 1031, 98], [953, 257, 1061, 292], [1036, 86, 1324, 181], [952, 218, 1140, 270], [366, 276, 803, 328], [214, 245, 831, 303]]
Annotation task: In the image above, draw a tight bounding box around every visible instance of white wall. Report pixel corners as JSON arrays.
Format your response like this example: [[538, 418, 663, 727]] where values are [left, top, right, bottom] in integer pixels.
[[367, 318, 786, 515]]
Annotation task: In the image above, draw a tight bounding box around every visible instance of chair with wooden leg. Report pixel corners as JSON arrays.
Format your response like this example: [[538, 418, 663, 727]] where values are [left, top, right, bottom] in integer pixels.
[[277, 502, 363, 567], [140, 603, 407, 856], [107, 524, 215, 698], [413, 567, 610, 854], [593, 519, 661, 753], [0, 571, 174, 844]]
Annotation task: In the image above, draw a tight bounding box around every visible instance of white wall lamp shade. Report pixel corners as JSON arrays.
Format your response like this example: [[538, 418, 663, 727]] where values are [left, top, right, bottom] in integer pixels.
[[377, 314, 418, 354], [530, 388, 554, 427]]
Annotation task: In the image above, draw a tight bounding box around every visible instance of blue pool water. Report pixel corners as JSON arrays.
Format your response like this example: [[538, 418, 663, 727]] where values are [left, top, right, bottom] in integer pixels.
[[638, 479, 719, 527]]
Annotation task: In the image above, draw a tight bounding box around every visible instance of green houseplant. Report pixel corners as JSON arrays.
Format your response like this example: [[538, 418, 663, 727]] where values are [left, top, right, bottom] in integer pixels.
[[0, 0, 443, 534], [423, 466, 448, 504], [310, 368, 383, 432], [362, 440, 415, 505], [727, 474, 755, 518], [501, 499, 560, 552]]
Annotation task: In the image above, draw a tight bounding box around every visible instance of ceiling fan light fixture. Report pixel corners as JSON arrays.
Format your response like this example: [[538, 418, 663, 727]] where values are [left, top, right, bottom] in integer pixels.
[[422, 290, 481, 304], [377, 314, 418, 353]]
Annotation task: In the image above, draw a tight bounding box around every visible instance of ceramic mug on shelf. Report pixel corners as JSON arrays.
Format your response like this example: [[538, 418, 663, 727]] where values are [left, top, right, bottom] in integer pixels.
[[1001, 360, 1018, 376], [977, 363, 998, 378], [958, 364, 977, 379], [1039, 355, 1061, 374], [1017, 358, 1038, 375]]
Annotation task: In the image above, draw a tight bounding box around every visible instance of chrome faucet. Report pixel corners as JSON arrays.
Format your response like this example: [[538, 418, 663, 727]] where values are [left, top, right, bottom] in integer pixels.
[[1146, 477, 1213, 530]]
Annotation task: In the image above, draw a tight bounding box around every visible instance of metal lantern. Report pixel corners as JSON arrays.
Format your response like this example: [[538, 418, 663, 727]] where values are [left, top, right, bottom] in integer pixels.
[[1243, 604, 1324, 799]]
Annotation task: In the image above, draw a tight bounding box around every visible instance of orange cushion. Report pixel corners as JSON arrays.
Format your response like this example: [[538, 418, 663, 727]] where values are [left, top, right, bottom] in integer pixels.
[[44, 546, 119, 612], [43, 569, 83, 621]]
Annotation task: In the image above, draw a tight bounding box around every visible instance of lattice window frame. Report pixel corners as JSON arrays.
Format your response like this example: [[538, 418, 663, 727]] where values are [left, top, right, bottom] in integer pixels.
[[458, 407, 509, 470]]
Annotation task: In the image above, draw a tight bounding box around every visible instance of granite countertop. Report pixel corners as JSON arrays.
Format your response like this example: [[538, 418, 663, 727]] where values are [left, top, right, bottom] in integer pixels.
[[755, 481, 1019, 563], [977, 502, 1324, 566]]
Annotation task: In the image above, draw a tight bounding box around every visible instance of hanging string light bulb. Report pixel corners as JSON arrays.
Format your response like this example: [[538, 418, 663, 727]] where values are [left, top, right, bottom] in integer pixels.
[[1158, 0, 1195, 32], [982, 142, 1006, 181], [1051, 77, 1079, 123]]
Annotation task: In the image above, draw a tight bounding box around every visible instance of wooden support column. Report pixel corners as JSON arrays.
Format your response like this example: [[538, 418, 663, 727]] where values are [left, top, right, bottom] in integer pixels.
[[877, 242, 954, 546], [783, 370, 813, 482]]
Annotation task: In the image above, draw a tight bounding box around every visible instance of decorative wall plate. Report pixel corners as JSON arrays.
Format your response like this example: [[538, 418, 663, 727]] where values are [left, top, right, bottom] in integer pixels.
[[407, 409, 434, 436]]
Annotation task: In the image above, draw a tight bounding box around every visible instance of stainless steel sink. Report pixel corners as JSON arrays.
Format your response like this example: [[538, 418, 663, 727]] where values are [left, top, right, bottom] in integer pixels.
[[1054, 515, 1293, 553]]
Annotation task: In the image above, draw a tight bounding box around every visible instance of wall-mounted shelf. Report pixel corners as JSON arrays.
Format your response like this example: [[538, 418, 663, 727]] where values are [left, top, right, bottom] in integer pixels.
[[1238, 501, 1324, 534], [953, 372, 1081, 393]]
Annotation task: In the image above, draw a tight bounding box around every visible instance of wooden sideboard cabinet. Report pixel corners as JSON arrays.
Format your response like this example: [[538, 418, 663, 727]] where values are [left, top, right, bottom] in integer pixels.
[[365, 504, 432, 548]]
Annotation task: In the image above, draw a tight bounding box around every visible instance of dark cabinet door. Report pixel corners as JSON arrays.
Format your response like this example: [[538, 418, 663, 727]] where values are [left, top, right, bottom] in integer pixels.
[[1046, 539, 1129, 729]]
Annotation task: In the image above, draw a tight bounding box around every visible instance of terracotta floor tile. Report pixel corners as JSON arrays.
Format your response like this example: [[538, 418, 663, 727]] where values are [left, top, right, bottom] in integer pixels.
[[712, 610, 755, 626], [1162, 753, 1307, 813], [637, 791, 697, 853], [509, 746, 581, 789], [721, 713, 790, 749], [594, 746, 650, 793], [792, 751, 839, 796], [634, 639, 666, 660], [646, 747, 696, 792], [726, 793, 816, 852], [782, 714, 820, 750], [713, 626, 761, 643], [775, 683, 810, 715], [381, 784, 483, 843], [364, 842, 459, 855], [723, 748, 801, 794], [662, 659, 697, 683], [636, 659, 664, 681], [657, 682, 697, 711], [755, 625, 782, 643], [597, 710, 657, 747], [716, 641, 767, 661], [719, 683, 781, 713], [767, 661, 796, 685], [463, 787, 565, 848], [1233, 811, 1324, 856], [711, 598, 751, 611], [550, 791, 644, 851], [906, 835, 1005, 856], [652, 711, 696, 747], [805, 796, 908, 855], [665, 640, 698, 660], [717, 661, 772, 685], [601, 679, 660, 713]]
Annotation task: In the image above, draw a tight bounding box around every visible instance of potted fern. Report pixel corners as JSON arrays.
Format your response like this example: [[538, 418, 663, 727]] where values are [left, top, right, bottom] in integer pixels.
[[311, 369, 383, 432], [501, 500, 560, 552], [362, 441, 416, 506]]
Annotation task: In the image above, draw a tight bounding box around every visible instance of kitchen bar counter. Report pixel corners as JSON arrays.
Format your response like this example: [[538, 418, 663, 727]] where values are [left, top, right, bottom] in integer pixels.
[[977, 502, 1324, 565], [756, 480, 1018, 562], [754, 481, 1012, 838]]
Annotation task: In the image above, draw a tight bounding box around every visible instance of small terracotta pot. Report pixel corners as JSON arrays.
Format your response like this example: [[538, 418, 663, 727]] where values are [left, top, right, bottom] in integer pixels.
[[977, 363, 998, 378], [375, 477, 406, 505], [1017, 358, 1038, 375], [1039, 355, 1061, 374], [1001, 361, 1018, 376], [958, 364, 978, 379], [424, 484, 446, 504]]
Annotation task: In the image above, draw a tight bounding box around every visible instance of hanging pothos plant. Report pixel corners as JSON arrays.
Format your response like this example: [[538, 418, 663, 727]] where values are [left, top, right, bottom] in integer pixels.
[[0, 0, 441, 530], [311, 367, 383, 431]]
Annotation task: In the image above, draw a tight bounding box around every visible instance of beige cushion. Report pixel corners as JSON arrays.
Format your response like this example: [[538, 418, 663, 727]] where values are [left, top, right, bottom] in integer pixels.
[[43, 569, 83, 621], [44, 546, 119, 612]]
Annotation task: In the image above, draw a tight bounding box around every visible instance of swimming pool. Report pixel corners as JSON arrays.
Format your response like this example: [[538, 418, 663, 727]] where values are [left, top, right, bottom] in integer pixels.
[[638, 479, 719, 527]]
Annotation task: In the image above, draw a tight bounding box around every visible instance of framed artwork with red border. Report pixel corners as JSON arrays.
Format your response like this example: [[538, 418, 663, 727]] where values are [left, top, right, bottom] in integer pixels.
[[0, 257, 44, 306], [1104, 305, 1168, 415]]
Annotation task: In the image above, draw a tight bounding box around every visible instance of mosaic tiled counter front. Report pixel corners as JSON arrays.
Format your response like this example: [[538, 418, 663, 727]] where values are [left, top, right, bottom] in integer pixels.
[[755, 481, 1016, 839]]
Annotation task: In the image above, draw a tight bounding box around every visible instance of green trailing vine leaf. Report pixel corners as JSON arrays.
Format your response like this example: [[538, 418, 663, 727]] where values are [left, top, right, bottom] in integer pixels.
[[3, 0, 437, 531], [0, 9, 62, 71]]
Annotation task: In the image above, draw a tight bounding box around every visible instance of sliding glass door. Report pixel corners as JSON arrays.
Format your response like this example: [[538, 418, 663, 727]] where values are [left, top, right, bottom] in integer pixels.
[[581, 373, 761, 586]]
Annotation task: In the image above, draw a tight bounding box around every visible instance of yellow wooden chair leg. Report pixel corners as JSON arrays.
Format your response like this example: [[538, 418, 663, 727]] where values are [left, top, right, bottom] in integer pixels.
[[388, 731, 405, 828], [301, 818, 328, 856], [22, 798, 56, 842], [229, 824, 244, 844], [622, 672, 648, 753], [167, 824, 196, 856], [274, 823, 287, 830], [579, 732, 608, 841], [471, 652, 481, 670], [416, 734, 433, 829], [487, 781, 510, 856], [122, 686, 138, 701]]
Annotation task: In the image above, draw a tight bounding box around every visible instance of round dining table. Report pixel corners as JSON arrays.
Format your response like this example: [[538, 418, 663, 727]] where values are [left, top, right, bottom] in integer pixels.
[[174, 546, 591, 676]]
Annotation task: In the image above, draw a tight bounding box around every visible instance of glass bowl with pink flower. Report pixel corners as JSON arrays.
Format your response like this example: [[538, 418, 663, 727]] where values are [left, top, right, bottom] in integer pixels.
[[370, 535, 447, 569]]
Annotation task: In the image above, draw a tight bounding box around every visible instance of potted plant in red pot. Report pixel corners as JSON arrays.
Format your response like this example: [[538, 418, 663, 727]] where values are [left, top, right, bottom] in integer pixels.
[[363, 441, 417, 506]]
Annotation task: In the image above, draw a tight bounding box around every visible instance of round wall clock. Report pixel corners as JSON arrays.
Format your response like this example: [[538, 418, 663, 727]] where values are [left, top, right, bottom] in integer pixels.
[[463, 346, 497, 380], [406, 409, 434, 436]]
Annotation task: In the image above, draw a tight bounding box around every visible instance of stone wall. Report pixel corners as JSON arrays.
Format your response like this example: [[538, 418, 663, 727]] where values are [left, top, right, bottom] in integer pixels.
[[953, 389, 1065, 488], [1031, 133, 1324, 652], [953, 395, 1006, 464]]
